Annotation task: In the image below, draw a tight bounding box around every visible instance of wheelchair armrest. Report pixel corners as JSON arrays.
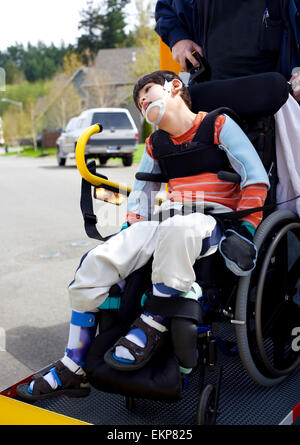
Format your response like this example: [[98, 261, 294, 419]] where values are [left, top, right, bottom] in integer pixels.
[[217, 171, 241, 184]]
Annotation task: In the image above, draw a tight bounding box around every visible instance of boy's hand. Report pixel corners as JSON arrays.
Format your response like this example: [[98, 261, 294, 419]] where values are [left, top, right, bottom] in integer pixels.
[[219, 223, 257, 276]]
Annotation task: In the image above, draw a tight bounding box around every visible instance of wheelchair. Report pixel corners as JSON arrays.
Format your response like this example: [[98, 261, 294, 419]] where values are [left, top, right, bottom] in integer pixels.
[[75, 72, 300, 425]]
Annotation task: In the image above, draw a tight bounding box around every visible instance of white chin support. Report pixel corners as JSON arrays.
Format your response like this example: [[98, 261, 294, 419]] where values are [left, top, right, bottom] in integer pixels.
[[145, 80, 173, 125], [145, 99, 166, 125]]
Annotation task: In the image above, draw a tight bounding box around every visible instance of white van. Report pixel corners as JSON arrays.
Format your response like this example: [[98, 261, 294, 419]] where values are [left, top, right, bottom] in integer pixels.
[[56, 108, 139, 167]]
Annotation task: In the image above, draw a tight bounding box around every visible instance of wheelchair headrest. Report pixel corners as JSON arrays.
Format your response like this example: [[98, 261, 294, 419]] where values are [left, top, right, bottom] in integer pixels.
[[189, 72, 289, 118]]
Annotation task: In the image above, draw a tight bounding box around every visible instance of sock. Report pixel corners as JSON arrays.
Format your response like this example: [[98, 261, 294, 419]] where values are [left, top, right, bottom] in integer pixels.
[[152, 283, 179, 297], [114, 313, 169, 362], [114, 283, 180, 362], [29, 310, 97, 392]]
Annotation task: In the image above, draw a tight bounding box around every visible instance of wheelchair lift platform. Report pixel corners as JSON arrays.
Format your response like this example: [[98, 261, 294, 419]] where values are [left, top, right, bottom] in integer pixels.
[[15, 328, 300, 426]]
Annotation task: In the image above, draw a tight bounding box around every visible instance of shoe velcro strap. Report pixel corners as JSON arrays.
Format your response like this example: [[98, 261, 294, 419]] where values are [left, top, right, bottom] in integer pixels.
[[31, 375, 54, 395], [114, 319, 165, 365], [54, 361, 87, 389], [115, 336, 148, 362], [143, 293, 202, 323]]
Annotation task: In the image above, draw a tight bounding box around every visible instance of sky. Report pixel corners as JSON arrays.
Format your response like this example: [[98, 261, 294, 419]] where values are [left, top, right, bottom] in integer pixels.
[[0, 0, 138, 52]]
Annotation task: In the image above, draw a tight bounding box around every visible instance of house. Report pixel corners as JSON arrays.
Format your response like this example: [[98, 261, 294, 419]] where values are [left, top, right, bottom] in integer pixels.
[[72, 47, 145, 135], [40, 47, 150, 144]]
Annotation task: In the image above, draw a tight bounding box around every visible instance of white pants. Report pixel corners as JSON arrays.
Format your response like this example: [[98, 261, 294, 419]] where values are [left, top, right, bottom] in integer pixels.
[[68, 212, 220, 312]]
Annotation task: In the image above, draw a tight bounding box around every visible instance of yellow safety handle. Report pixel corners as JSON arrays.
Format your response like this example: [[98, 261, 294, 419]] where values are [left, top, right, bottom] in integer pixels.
[[75, 124, 132, 194]]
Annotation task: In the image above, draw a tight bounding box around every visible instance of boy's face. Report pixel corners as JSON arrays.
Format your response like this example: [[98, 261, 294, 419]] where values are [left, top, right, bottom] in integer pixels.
[[137, 82, 169, 116]]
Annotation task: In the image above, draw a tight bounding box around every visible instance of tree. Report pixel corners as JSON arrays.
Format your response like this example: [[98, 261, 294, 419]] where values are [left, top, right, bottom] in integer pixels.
[[101, 0, 129, 48], [132, 0, 156, 45], [127, 1, 159, 78], [0, 79, 51, 146], [77, 0, 104, 61], [2, 107, 21, 146], [63, 52, 83, 76], [4, 59, 24, 84], [0, 42, 75, 84], [129, 33, 159, 78], [5, 44, 25, 71], [22, 43, 58, 82], [40, 74, 84, 131], [22, 97, 45, 150], [77, 0, 131, 61], [1, 95, 44, 150]]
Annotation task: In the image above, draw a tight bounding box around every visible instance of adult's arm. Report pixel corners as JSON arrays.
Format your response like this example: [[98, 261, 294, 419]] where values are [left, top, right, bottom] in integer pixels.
[[155, 0, 203, 70], [155, 0, 192, 49]]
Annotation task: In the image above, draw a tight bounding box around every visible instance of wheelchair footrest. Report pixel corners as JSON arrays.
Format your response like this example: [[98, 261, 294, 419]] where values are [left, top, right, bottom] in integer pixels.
[[85, 324, 183, 402]]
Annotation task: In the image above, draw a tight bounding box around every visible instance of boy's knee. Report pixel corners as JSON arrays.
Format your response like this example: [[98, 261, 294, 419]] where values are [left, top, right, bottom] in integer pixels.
[[157, 215, 193, 243]]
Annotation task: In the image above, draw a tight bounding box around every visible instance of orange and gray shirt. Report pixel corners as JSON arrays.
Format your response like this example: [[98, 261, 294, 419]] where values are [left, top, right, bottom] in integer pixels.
[[127, 113, 269, 230]]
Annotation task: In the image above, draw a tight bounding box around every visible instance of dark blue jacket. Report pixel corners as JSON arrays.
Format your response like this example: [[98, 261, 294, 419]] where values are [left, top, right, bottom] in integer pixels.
[[155, 0, 201, 49], [280, 0, 300, 76], [155, 0, 300, 79]]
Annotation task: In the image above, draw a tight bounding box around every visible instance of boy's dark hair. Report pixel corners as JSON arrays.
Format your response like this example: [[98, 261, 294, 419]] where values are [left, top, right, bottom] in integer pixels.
[[133, 70, 192, 111]]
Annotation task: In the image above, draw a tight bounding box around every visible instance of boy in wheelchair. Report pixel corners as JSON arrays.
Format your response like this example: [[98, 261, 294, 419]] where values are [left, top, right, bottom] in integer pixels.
[[17, 70, 270, 401]]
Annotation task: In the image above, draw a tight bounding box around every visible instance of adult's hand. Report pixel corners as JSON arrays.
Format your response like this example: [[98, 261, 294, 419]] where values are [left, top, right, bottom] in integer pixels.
[[289, 71, 300, 102], [171, 39, 203, 71]]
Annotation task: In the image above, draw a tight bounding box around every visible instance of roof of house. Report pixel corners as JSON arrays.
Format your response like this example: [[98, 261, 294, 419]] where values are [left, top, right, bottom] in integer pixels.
[[81, 47, 143, 87]]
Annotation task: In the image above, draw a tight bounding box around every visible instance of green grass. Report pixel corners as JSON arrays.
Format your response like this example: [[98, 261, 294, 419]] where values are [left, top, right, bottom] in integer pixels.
[[133, 143, 145, 163], [20, 147, 57, 157], [1, 143, 146, 163], [1, 146, 56, 157]]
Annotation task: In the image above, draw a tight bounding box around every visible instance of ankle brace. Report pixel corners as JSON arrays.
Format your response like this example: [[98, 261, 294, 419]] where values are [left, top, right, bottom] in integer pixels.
[[65, 310, 98, 368]]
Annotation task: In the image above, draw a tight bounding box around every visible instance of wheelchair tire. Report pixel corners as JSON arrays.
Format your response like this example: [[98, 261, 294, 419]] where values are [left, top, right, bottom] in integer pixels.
[[235, 209, 300, 387], [195, 384, 218, 425], [98, 155, 108, 166], [57, 146, 66, 166]]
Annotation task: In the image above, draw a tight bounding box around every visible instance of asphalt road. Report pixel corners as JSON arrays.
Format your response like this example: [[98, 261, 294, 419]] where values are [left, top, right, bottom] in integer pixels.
[[0, 153, 137, 390]]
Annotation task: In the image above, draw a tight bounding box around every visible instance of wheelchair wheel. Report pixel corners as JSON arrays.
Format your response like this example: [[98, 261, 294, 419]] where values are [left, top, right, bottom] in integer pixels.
[[196, 384, 218, 425], [235, 210, 300, 386]]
